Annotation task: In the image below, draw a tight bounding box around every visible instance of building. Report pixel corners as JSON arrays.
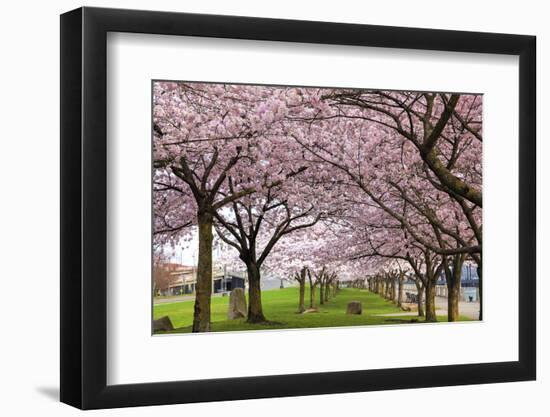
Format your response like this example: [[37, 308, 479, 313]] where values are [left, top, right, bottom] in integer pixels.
[[402, 263, 480, 302], [436, 263, 479, 286], [159, 264, 196, 296], [160, 264, 246, 296], [213, 269, 246, 293]]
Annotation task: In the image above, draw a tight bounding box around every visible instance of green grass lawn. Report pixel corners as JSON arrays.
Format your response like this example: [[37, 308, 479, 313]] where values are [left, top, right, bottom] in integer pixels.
[[153, 287, 472, 334]]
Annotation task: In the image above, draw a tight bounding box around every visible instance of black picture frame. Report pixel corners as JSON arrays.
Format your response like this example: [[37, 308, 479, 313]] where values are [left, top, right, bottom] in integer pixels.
[[60, 6, 536, 410]]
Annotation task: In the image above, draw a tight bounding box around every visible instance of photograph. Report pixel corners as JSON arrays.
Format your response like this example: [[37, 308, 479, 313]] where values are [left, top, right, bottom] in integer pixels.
[[152, 81, 483, 334]]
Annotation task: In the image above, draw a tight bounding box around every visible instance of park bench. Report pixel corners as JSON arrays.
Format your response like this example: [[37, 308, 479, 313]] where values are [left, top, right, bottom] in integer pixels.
[[405, 292, 418, 303]]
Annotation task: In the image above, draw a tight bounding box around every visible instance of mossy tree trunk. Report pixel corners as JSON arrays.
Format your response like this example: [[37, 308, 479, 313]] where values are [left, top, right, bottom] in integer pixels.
[[192, 211, 213, 332], [325, 278, 331, 302], [445, 254, 465, 322], [298, 280, 306, 312], [424, 279, 437, 322], [295, 269, 307, 313], [391, 275, 397, 302], [477, 264, 482, 320], [397, 273, 404, 307], [246, 262, 266, 323], [415, 279, 425, 317], [307, 269, 317, 309]]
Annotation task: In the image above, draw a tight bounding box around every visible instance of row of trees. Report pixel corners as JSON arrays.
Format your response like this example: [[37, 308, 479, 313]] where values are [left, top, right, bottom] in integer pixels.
[[153, 82, 482, 331], [291, 266, 340, 313]]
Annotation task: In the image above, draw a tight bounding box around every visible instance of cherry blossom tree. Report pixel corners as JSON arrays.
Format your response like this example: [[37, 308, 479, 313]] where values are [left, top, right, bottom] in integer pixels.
[[267, 223, 345, 311], [213, 189, 325, 322]]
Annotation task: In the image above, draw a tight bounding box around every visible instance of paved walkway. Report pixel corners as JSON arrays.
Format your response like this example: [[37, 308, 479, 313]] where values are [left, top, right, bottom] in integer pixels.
[[154, 295, 194, 305], [435, 297, 480, 320], [375, 309, 446, 317], [373, 296, 480, 320], [153, 292, 226, 305]]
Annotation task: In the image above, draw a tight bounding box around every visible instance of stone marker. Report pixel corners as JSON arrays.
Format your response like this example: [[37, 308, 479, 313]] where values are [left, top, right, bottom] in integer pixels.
[[346, 301, 362, 315], [228, 287, 247, 319], [153, 316, 174, 332]]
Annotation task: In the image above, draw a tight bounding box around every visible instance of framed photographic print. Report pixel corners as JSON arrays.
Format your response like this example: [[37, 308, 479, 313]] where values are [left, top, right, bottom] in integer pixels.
[[60, 6, 536, 410]]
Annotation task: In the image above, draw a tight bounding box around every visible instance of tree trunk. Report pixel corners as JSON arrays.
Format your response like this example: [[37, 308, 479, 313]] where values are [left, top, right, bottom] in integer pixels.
[[447, 258, 463, 322], [192, 211, 213, 332], [425, 280, 437, 322], [477, 264, 482, 321], [319, 280, 325, 305], [309, 282, 316, 309], [416, 282, 425, 317], [246, 262, 266, 323], [297, 279, 306, 313], [325, 283, 330, 302], [448, 283, 460, 322], [397, 274, 404, 307]]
